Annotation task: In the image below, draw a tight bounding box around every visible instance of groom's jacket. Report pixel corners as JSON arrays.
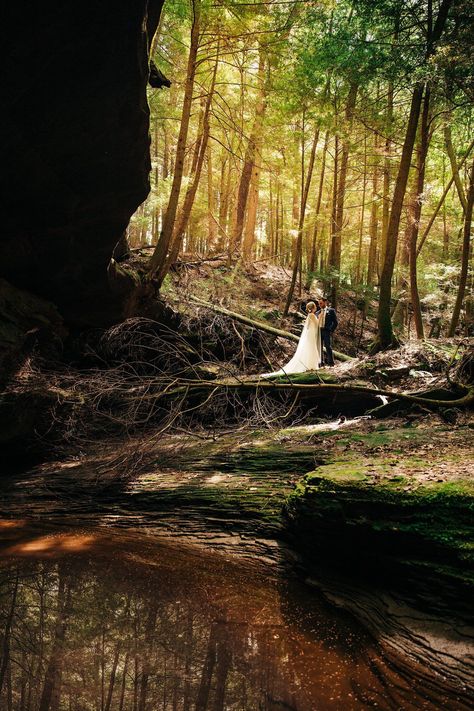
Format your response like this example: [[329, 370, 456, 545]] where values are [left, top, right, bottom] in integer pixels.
[[317, 307, 338, 332]]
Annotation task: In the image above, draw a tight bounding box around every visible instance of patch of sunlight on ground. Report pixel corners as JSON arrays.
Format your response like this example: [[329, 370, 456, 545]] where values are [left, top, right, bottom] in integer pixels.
[[6, 533, 96, 556], [206, 474, 228, 484]]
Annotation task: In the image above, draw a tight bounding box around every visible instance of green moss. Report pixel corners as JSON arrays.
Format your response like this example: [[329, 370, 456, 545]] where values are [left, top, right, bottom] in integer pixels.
[[135, 421, 473, 594], [286, 464, 474, 591], [267, 370, 338, 384], [306, 461, 369, 483]]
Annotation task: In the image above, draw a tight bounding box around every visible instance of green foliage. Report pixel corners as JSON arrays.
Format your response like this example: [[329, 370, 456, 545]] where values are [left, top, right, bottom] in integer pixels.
[[128, 0, 472, 339]]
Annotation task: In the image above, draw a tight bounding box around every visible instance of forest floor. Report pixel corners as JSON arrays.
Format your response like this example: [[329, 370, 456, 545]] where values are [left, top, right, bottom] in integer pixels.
[[130, 248, 381, 355]]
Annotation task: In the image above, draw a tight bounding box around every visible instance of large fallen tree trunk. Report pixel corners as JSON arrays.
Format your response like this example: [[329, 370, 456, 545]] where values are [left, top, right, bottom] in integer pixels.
[[155, 377, 474, 410], [188, 296, 354, 362]]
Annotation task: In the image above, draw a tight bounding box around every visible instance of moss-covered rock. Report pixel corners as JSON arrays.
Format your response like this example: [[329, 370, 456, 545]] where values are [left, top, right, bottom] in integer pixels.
[[285, 462, 474, 598]]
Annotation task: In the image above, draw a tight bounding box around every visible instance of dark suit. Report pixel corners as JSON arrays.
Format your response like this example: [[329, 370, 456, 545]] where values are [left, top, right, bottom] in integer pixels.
[[316, 306, 338, 366]]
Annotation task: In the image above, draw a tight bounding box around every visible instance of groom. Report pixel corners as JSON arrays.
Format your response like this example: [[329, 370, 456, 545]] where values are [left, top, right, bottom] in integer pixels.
[[316, 297, 338, 367]]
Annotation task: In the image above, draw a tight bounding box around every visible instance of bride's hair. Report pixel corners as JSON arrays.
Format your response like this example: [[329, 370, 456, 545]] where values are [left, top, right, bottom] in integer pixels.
[[306, 301, 316, 313]]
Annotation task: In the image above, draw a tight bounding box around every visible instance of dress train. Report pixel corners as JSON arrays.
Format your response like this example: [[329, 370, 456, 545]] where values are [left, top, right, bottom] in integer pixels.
[[261, 312, 322, 378]]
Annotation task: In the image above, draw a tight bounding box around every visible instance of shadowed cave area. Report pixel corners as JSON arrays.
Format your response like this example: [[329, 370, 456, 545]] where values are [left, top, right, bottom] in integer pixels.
[[1, 1, 164, 326]]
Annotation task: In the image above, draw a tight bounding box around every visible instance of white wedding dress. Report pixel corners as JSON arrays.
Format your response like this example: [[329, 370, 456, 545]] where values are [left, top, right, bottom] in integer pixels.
[[262, 312, 322, 378]]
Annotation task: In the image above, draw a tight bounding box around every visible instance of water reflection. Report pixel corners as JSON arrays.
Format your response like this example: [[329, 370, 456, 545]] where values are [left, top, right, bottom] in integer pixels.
[[0, 530, 468, 710]]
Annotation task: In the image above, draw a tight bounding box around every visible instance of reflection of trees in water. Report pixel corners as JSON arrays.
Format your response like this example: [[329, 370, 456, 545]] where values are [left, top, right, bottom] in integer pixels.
[[0, 557, 305, 711], [0, 554, 459, 711]]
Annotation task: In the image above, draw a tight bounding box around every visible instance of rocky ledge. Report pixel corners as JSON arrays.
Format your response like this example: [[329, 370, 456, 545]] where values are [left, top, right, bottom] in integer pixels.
[[285, 427, 474, 602]]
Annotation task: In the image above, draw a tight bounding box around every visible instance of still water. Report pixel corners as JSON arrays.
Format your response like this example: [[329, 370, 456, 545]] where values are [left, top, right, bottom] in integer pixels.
[[0, 524, 468, 711]]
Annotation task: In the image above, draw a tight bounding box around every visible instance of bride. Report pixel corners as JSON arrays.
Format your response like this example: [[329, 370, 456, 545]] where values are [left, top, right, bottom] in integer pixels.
[[262, 301, 323, 378]]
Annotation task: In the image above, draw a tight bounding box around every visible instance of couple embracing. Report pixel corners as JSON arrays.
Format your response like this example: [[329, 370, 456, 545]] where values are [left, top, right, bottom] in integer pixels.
[[263, 297, 338, 378]]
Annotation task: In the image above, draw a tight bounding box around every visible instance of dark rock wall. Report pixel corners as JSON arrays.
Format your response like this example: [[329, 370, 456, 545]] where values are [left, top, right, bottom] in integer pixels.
[[1, 1, 164, 326]]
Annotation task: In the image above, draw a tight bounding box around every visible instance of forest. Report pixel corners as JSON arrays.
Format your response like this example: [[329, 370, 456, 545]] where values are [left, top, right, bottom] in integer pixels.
[[131, 0, 473, 347], [0, 0, 473, 710]]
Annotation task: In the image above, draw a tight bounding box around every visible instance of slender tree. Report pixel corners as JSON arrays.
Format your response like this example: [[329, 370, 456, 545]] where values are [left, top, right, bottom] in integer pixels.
[[375, 0, 454, 349], [448, 159, 474, 336], [231, 48, 267, 256], [408, 85, 431, 339], [148, 0, 201, 278]]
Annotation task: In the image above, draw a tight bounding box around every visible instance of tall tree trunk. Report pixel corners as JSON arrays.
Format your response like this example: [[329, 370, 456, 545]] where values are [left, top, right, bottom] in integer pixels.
[[195, 625, 218, 711], [409, 85, 431, 339], [367, 131, 380, 286], [356, 133, 368, 284], [275, 186, 281, 260], [268, 179, 275, 256], [154, 119, 159, 187], [207, 145, 218, 251], [0, 573, 19, 696], [330, 82, 358, 306], [182, 611, 193, 711], [217, 153, 231, 252], [137, 602, 158, 711], [118, 653, 129, 711], [306, 133, 329, 285], [442, 157, 450, 260], [39, 570, 71, 711], [212, 626, 231, 711], [104, 642, 122, 711], [328, 136, 339, 278], [230, 49, 266, 256], [191, 97, 206, 175], [148, 0, 200, 277], [279, 190, 285, 264], [380, 81, 393, 273], [376, 0, 453, 348], [376, 83, 424, 348], [163, 123, 170, 180], [242, 151, 262, 261], [158, 36, 219, 281], [283, 120, 320, 315], [448, 159, 474, 336]]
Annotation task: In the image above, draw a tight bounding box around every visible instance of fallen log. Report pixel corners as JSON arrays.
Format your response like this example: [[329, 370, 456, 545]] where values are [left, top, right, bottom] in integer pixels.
[[153, 377, 474, 410], [188, 296, 354, 362]]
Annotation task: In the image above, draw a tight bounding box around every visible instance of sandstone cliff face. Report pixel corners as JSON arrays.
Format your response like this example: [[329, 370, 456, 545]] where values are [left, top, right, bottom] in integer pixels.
[[1, 1, 164, 326]]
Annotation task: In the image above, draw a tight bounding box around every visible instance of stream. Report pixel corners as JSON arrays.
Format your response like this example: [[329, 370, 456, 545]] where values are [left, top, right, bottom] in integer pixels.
[[0, 524, 470, 711], [0, 422, 472, 710]]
